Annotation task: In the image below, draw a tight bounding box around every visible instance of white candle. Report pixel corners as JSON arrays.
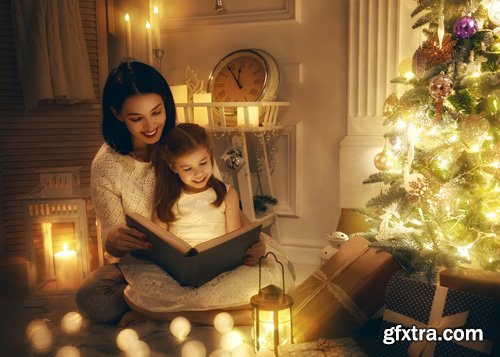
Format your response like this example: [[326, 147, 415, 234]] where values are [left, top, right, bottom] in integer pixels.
[[124, 13, 132, 58], [237, 106, 259, 127], [145, 21, 153, 65], [153, 6, 161, 49], [248, 106, 259, 127], [170, 84, 188, 123], [54, 244, 78, 289], [193, 93, 212, 126]]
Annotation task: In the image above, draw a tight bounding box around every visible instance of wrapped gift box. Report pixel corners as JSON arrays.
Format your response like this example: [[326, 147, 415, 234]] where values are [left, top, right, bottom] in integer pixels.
[[290, 236, 401, 342], [439, 267, 500, 356], [439, 267, 500, 301], [378, 275, 500, 356], [278, 337, 368, 357]]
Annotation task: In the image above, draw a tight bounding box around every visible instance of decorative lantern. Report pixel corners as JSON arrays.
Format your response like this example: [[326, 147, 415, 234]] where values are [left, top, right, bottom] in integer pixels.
[[250, 252, 293, 356], [21, 167, 103, 304]]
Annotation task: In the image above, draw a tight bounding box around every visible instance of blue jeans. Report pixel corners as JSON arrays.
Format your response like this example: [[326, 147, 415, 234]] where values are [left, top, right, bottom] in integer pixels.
[[76, 263, 129, 323]]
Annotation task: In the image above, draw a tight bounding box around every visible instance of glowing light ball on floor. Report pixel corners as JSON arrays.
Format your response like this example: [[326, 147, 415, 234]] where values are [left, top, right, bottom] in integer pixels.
[[125, 340, 151, 357], [116, 328, 139, 352], [220, 330, 244, 352], [213, 312, 234, 333], [26, 319, 49, 339], [61, 311, 83, 334], [30, 326, 54, 353], [55, 345, 80, 357], [181, 340, 207, 357], [208, 349, 231, 357], [170, 316, 192, 339], [232, 344, 255, 357]]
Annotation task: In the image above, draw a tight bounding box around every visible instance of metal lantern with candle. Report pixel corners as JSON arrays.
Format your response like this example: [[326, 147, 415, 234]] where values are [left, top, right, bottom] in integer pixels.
[[21, 167, 103, 304], [250, 252, 293, 355]]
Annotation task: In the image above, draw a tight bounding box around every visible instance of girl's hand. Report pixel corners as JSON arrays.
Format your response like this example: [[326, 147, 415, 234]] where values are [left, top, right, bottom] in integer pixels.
[[106, 224, 152, 256], [244, 235, 266, 266]]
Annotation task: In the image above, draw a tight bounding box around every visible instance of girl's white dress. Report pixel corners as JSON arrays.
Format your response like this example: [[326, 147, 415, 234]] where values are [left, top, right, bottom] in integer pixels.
[[91, 143, 294, 313]]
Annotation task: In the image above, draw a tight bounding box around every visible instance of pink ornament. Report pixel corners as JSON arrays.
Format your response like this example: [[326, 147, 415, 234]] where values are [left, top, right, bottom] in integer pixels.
[[428, 74, 453, 99], [453, 16, 478, 39]]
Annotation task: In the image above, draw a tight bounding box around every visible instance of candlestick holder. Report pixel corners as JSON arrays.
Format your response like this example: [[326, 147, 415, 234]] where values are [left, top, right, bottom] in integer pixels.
[[153, 48, 165, 72]]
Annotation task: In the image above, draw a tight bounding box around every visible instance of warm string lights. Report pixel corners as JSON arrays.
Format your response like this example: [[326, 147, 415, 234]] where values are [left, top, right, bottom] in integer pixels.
[[365, 0, 499, 275]]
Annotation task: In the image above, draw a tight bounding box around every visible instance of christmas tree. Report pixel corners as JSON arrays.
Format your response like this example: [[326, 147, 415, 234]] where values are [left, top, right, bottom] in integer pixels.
[[360, 0, 499, 279]]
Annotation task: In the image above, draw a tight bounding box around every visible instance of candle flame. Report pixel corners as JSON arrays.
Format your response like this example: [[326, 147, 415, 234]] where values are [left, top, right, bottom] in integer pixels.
[[63, 243, 68, 251], [125, 13, 130, 22], [153, 6, 159, 14], [146, 21, 151, 29]]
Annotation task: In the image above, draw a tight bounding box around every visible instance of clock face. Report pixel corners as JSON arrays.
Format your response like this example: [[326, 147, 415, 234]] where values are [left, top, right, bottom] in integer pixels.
[[211, 53, 268, 102]]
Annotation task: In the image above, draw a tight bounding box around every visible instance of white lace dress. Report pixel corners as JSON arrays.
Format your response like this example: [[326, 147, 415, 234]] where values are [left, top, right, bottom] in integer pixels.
[[91, 143, 294, 313]]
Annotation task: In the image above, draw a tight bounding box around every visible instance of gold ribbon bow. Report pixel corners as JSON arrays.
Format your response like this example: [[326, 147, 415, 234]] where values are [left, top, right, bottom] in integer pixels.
[[293, 245, 370, 325], [384, 283, 493, 356]]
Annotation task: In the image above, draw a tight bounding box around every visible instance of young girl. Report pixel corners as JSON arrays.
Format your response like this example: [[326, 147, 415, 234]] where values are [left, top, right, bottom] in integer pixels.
[[152, 123, 242, 245], [120, 123, 295, 323]]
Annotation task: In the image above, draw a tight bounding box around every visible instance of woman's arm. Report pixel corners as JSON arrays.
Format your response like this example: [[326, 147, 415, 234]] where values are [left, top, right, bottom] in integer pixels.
[[92, 148, 150, 257]]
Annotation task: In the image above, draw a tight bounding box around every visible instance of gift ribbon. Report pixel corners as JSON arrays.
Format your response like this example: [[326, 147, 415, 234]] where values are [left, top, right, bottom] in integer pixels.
[[293, 244, 370, 325], [384, 284, 493, 356]]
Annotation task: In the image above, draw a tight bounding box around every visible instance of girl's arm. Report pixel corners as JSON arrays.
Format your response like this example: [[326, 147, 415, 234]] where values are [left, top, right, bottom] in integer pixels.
[[224, 186, 266, 266], [225, 186, 242, 233]]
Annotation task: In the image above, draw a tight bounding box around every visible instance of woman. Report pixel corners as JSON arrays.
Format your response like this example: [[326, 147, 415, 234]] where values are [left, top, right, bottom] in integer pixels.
[[76, 61, 275, 326]]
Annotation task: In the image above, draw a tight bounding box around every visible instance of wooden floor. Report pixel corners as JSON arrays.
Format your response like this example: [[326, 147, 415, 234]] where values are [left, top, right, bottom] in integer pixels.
[[0, 255, 319, 357]]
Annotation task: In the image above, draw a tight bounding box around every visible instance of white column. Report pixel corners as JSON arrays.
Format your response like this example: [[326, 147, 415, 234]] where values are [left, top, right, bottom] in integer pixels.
[[340, 0, 420, 208]]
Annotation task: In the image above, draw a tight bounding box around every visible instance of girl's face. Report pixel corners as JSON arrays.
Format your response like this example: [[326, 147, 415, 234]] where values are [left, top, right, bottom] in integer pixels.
[[171, 146, 213, 193], [113, 93, 166, 150]]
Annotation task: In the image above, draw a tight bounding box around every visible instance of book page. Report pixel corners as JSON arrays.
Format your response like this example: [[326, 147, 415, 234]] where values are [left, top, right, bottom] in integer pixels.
[[194, 221, 261, 253], [126, 212, 193, 254]]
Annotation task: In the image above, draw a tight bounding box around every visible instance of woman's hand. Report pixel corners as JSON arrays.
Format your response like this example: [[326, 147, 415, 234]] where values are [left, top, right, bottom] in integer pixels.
[[105, 224, 152, 257], [243, 235, 266, 266]]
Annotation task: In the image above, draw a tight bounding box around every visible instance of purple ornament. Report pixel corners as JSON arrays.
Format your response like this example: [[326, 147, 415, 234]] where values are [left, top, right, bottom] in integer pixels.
[[453, 16, 478, 39]]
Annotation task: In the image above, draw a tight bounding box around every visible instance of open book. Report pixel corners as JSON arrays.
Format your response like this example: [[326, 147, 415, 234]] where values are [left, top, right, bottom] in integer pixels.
[[126, 212, 262, 287]]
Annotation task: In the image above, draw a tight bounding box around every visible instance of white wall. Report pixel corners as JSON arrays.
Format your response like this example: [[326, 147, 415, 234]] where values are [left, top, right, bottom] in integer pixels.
[[108, 0, 420, 265]]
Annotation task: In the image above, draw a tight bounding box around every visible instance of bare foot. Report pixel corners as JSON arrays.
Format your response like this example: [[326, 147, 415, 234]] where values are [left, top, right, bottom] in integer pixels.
[[119, 310, 148, 327]]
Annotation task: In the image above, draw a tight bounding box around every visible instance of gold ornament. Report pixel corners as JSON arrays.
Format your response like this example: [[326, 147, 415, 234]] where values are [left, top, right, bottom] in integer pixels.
[[405, 173, 429, 202], [374, 150, 396, 171], [383, 93, 400, 118]]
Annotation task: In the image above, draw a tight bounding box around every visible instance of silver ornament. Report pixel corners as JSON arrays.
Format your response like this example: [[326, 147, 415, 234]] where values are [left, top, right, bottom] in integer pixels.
[[221, 147, 244, 170]]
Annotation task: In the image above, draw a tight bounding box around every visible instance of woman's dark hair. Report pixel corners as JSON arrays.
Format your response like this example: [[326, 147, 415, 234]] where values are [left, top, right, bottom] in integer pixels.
[[101, 61, 176, 154], [153, 123, 227, 223]]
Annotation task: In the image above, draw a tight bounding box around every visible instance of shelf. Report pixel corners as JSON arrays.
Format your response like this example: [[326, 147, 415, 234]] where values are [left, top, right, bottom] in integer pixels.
[[175, 101, 289, 128]]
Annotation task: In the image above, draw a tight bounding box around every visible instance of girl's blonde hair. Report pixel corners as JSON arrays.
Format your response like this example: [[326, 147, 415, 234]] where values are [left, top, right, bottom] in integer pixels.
[[153, 123, 227, 223]]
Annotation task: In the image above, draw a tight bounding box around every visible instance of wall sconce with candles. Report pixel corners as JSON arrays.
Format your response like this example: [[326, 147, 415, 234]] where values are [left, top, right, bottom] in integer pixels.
[[21, 167, 103, 305], [250, 252, 293, 355]]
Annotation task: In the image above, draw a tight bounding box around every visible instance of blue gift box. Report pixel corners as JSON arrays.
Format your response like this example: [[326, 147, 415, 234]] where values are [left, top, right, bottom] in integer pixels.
[[378, 275, 500, 356]]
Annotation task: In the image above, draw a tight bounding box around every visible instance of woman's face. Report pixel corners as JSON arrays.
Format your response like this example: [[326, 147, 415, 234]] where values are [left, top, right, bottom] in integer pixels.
[[113, 93, 166, 150]]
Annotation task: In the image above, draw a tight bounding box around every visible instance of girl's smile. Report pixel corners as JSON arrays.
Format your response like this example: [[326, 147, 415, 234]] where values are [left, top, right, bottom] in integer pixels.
[[172, 147, 213, 193]]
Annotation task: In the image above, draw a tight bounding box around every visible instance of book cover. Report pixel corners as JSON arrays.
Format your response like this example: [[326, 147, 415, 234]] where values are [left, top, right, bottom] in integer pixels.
[[126, 212, 262, 287]]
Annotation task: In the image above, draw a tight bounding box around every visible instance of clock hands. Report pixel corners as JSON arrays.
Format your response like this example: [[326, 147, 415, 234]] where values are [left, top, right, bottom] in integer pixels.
[[227, 65, 242, 89]]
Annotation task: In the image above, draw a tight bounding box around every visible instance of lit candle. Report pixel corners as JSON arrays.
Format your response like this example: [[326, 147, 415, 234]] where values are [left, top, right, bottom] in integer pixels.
[[170, 84, 188, 123], [54, 243, 78, 289], [145, 21, 153, 65], [124, 13, 132, 58], [193, 93, 212, 126], [153, 5, 161, 49]]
